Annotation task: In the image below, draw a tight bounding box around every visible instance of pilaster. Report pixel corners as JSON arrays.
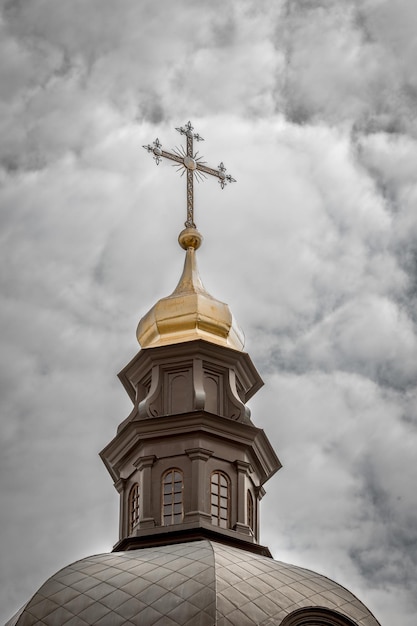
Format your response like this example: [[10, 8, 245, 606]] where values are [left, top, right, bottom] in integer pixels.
[[184, 447, 213, 523], [135, 454, 157, 529], [234, 460, 253, 535]]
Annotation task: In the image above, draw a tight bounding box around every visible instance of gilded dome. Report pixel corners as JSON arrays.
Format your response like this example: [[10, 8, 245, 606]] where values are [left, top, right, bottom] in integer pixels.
[[137, 228, 245, 351], [6, 540, 380, 626]]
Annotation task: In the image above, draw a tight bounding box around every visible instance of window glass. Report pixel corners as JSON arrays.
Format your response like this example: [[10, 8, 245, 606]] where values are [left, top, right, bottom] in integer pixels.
[[162, 469, 184, 525], [211, 471, 230, 528], [128, 484, 140, 532], [247, 490, 254, 532]]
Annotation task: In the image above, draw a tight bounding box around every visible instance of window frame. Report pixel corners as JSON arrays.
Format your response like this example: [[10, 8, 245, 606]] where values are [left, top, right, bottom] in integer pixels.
[[247, 489, 254, 533], [280, 607, 359, 626], [128, 483, 140, 533], [210, 470, 231, 529], [161, 468, 184, 526]]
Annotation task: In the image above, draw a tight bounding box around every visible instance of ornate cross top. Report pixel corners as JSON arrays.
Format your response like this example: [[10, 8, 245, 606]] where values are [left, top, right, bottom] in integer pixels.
[[143, 121, 236, 228]]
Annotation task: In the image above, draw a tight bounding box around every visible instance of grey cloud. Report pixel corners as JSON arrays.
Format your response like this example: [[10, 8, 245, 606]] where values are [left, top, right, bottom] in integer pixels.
[[350, 457, 417, 596], [0, 1, 281, 172], [278, 0, 417, 137], [2, 2, 417, 625]]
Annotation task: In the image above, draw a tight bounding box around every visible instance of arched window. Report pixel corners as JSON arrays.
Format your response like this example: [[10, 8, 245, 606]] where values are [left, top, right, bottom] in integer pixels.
[[247, 490, 254, 532], [162, 469, 183, 525], [128, 484, 140, 533], [211, 471, 230, 528], [280, 607, 359, 626]]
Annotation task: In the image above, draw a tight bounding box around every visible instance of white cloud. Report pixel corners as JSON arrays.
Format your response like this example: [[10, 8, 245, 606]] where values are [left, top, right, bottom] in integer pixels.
[[1, 1, 417, 624]]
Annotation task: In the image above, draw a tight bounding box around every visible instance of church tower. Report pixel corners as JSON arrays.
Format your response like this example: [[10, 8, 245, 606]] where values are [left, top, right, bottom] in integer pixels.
[[100, 222, 280, 556], [6, 123, 381, 626]]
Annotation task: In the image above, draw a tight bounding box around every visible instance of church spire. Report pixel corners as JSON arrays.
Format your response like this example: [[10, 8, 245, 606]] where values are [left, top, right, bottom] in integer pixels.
[[138, 122, 243, 351], [100, 123, 281, 554]]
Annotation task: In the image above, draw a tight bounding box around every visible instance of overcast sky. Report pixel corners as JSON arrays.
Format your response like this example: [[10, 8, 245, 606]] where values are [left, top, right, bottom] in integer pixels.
[[1, 1, 417, 624]]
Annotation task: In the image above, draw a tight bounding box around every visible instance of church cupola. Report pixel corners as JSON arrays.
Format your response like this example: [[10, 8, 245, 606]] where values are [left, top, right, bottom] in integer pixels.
[[100, 122, 281, 554]]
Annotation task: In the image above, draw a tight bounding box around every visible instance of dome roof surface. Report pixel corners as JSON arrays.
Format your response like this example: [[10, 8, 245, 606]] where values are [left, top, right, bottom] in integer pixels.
[[6, 540, 380, 626]]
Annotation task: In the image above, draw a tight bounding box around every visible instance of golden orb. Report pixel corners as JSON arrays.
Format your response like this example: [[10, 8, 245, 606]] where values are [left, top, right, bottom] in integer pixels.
[[178, 227, 202, 250]]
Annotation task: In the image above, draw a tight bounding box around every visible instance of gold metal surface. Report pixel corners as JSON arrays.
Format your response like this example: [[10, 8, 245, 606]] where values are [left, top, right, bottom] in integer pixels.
[[137, 228, 244, 351]]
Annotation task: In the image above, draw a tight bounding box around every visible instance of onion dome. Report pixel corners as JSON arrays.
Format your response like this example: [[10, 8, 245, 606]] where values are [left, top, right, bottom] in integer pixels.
[[137, 227, 245, 351], [5, 540, 381, 626]]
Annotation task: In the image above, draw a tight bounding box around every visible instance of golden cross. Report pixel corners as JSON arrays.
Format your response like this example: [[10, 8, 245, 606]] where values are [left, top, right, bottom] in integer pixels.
[[143, 121, 236, 228]]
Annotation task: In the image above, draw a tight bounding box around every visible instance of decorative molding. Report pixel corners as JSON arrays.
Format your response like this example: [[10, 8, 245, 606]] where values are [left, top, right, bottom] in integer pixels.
[[234, 460, 253, 475], [233, 521, 252, 536], [255, 485, 266, 500], [138, 365, 160, 417], [226, 369, 250, 421], [192, 358, 206, 410], [278, 607, 359, 626], [134, 454, 157, 470], [185, 447, 214, 462], [114, 478, 126, 494]]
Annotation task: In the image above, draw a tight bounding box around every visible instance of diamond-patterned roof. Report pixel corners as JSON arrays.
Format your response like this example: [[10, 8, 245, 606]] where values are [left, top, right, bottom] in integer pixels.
[[213, 543, 380, 626], [5, 540, 380, 626]]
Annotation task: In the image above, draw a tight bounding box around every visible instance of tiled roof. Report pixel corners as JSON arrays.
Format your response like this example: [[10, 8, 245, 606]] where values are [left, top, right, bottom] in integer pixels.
[[5, 540, 380, 626]]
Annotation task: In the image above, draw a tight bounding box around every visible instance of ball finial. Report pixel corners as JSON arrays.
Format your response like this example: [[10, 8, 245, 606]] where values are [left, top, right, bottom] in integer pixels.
[[178, 227, 203, 250]]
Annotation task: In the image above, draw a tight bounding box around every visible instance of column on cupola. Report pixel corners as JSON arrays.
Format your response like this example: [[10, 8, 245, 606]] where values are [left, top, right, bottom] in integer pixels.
[[115, 478, 126, 541], [234, 460, 254, 537], [135, 455, 156, 529], [254, 485, 266, 542], [185, 448, 213, 523]]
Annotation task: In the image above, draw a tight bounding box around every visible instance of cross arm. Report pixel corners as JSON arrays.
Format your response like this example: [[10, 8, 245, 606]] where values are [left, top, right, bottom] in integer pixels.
[[196, 163, 221, 178], [143, 139, 183, 166], [161, 150, 183, 165], [197, 161, 236, 189]]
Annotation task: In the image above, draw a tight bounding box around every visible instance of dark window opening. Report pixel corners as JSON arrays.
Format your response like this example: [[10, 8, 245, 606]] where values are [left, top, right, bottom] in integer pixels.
[[211, 471, 230, 528], [162, 469, 183, 526]]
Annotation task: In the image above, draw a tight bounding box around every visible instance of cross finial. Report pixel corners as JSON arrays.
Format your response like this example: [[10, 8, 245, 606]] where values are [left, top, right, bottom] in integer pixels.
[[143, 121, 236, 229]]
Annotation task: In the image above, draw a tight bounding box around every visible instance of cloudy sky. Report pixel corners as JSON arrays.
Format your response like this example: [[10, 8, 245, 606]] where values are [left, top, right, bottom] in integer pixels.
[[1, 0, 417, 624]]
